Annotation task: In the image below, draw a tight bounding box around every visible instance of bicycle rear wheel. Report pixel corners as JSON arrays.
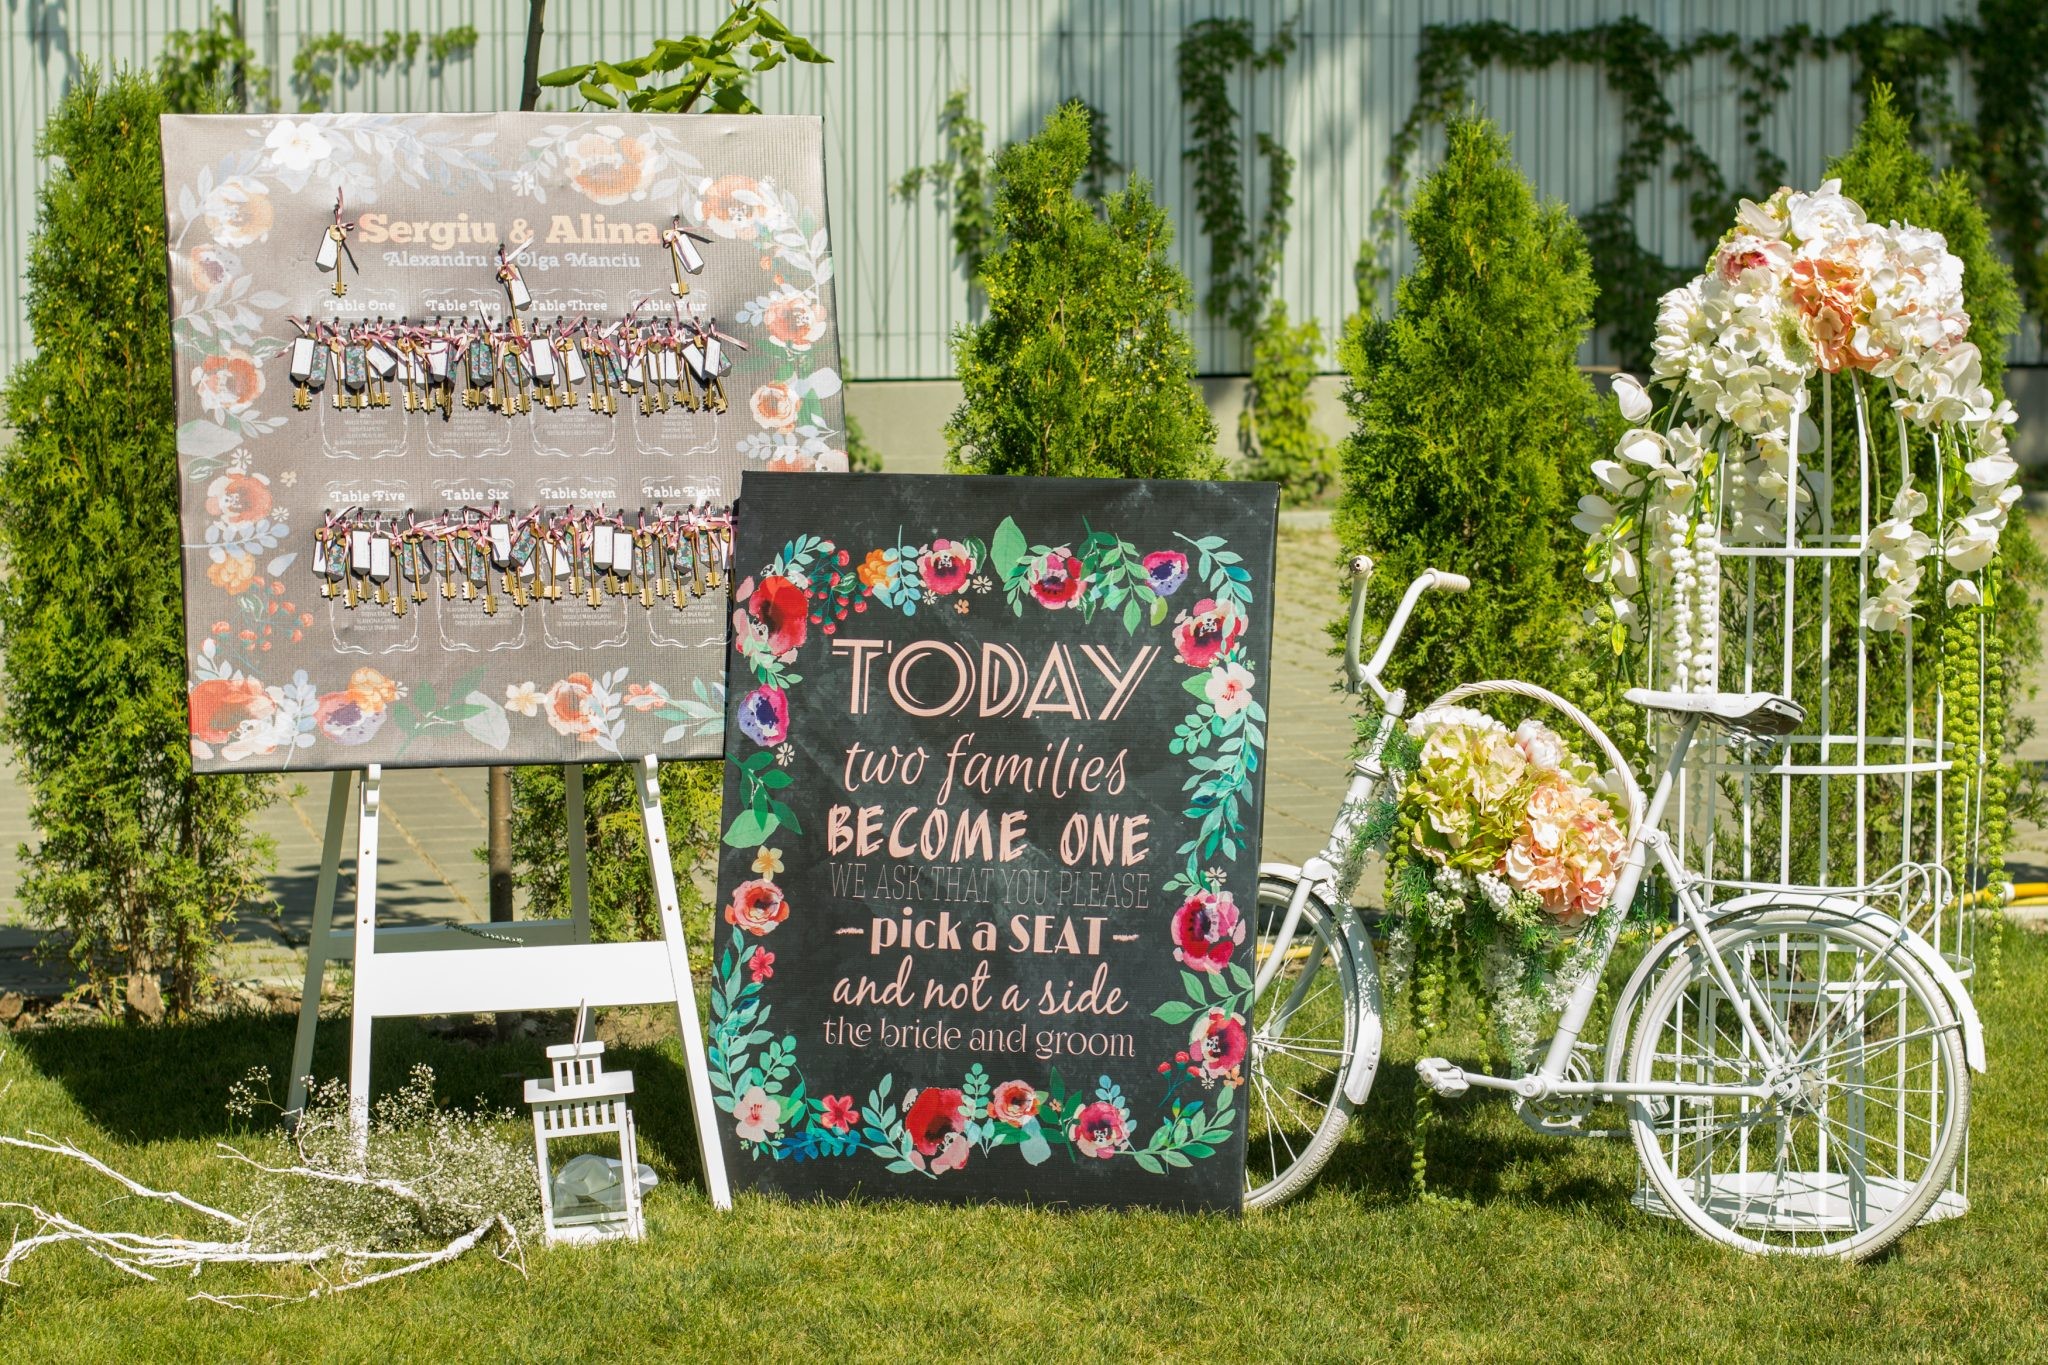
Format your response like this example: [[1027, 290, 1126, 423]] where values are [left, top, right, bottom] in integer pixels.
[[1625, 906, 1969, 1258], [1244, 872, 1376, 1209]]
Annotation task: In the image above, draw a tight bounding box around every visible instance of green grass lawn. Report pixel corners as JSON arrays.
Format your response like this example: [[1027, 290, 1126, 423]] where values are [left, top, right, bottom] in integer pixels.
[[4, 927, 2047, 1362]]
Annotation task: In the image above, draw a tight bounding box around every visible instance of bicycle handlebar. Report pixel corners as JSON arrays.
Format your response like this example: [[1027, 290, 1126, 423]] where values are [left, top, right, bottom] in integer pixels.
[[1345, 562, 1470, 702]]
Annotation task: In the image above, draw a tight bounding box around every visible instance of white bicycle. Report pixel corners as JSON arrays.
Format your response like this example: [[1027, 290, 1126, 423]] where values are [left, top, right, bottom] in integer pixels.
[[1243, 559, 1984, 1259]]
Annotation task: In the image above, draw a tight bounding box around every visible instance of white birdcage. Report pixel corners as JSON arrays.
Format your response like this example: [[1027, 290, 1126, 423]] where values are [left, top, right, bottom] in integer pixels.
[[1661, 372, 1991, 981], [526, 1039, 646, 1245], [1576, 179, 2017, 1236], [1646, 372, 1997, 1225]]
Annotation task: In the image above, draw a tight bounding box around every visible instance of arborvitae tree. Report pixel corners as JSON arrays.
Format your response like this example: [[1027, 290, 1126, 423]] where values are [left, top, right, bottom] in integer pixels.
[[1335, 114, 1604, 704], [947, 103, 1221, 479], [1239, 300, 1337, 502], [1825, 84, 2041, 896], [0, 69, 273, 1018]]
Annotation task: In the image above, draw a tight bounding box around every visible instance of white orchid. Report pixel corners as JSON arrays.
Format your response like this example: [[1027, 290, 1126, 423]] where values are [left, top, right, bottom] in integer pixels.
[[1611, 372, 1653, 422], [1606, 542, 1641, 596], [1664, 423, 1706, 474], [1944, 514, 2003, 574], [1590, 459, 1643, 499], [1965, 452, 2018, 501], [1860, 584, 1917, 633], [1735, 193, 1788, 238], [1615, 427, 1669, 469], [1572, 493, 1620, 538], [1598, 176, 2015, 686]]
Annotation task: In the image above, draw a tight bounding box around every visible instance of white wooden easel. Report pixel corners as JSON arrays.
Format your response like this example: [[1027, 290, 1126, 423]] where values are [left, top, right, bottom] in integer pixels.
[[286, 756, 731, 1209]]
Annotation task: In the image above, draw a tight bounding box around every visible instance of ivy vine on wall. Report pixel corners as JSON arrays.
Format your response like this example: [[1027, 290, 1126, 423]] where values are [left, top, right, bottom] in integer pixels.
[[1368, 5, 2048, 369], [158, 6, 478, 114], [895, 88, 1123, 307], [1176, 17, 1336, 503]]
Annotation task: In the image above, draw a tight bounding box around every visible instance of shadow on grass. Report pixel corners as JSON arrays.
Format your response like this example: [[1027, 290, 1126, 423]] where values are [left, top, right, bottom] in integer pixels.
[[7, 1009, 708, 1192], [1262, 1047, 1640, 1216]]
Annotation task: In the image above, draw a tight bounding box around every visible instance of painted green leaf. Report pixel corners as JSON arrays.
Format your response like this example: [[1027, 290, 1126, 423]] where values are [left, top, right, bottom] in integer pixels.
[[722, 809, 780, 848], [990, 516, 1027, 582]]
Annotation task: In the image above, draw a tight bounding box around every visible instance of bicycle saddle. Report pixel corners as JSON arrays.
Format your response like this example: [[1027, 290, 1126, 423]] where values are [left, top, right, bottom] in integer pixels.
[[1624, 688, 1804, 738]]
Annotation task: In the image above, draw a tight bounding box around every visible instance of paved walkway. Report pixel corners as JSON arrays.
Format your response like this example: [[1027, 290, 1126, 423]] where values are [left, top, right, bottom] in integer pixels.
[[4, 515, 2044, 997]]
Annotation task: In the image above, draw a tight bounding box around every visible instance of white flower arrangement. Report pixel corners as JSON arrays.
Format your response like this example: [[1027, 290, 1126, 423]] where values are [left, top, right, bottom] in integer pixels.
[[1581, 179, 2019, 688]]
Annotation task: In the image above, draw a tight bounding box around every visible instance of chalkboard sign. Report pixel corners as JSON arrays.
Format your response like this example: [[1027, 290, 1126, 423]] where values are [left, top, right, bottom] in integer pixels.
[[708, 474, 1278, 1210]]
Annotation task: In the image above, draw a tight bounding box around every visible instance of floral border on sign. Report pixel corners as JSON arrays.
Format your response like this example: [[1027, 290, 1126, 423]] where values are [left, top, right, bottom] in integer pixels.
[[709, 517, 1265, 1177]]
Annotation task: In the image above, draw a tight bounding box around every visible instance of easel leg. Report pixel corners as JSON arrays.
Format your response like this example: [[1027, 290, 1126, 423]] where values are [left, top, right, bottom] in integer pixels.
[[287, 768, 353, 1117], [635, 754, 732, 1210], [348, 763, 383, 1152], [566, 765, 593, 1038], [567, 764, 589, 940]]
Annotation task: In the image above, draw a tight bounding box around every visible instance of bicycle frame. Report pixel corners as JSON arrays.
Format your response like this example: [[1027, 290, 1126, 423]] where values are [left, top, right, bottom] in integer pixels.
[[1251, 558, 1457, 1105], [1253, 562, 1789, 1114], [1426, 713, 1787, 1108]]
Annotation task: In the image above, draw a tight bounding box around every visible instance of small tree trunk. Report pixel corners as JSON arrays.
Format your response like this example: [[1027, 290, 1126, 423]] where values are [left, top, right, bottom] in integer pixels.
[[519, 0, 547, 113], [488, 765, 516, 1037], [230, 0, 249, 111]]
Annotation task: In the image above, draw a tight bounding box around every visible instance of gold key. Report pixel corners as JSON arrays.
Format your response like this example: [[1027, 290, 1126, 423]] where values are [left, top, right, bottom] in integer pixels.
[[328, 225, 350, 296]]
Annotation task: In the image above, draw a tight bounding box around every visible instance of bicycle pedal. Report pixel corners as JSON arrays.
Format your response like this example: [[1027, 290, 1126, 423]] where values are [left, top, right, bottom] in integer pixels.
[[1416, 1057, 1469, 1098]]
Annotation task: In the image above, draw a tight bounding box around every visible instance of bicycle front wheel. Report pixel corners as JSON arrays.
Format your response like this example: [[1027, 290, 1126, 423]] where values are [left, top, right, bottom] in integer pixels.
[[1243, 872, 1376, 1209], [1625, 906, 1969, 1259]]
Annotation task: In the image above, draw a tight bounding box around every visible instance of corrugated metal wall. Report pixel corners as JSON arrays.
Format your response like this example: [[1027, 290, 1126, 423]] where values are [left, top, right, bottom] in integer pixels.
[[3, 0, 2032, 379]]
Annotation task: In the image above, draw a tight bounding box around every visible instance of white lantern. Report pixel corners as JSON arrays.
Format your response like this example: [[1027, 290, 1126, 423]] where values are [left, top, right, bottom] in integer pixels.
[[525, 1038, 646, 1245]]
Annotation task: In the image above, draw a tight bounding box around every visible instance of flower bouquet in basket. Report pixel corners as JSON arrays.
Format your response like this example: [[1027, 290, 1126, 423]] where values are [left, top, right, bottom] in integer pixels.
[[1364, 707, 1631, 1067]]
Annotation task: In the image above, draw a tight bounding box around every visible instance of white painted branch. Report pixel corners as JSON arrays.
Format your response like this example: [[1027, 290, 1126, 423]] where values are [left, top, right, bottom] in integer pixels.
[[4, 1133, 246, 1227], [264, 1217, 502, 1304], [212, 1143, 426, 1206]]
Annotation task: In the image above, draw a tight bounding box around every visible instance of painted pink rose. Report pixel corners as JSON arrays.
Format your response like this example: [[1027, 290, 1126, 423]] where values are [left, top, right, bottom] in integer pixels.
[[725, 878, 789, 936], [1189, 1009, 1249, 1083], [699, 173, 781, 240], [762, 290, 829, 351], [929, 1131, 970, 1173], [1027, 549, 1086, 609], [750, 381, 800, 431], [919, 538, 975, 595], [564, 133, 648, 205], [988, 1080, 1039, 1126], [1172, 598, 1245, 668], [543, 674, 602, 742], [204, 472, 274, 525], [1069, 1101, 1127, 1158], [193, 351, 265, 416], [1170, 890, 1245, 973]]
